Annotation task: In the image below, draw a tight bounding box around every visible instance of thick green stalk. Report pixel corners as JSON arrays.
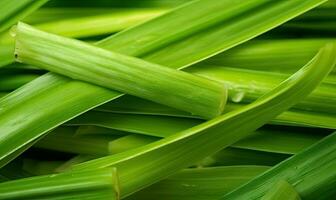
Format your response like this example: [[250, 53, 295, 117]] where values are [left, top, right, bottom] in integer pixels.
[[14, 22, 228, 119], [0, 0, 327, 168], [72, 43, 336, 198], [261, 180, 301, 200], [0, 168, 119, 200], [221, 131, 336, 200]]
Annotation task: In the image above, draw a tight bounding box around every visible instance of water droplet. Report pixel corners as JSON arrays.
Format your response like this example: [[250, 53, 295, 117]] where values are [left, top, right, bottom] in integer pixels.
[[230, 90, 245, 103], [9, 25, 17, 37]]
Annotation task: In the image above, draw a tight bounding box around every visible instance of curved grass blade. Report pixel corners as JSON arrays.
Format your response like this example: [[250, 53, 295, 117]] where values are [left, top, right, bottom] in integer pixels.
[[221, 131, 336, 200], [72, 43, 336, 198], [0, 0, 327, 168], [14, 22, 228, 119]]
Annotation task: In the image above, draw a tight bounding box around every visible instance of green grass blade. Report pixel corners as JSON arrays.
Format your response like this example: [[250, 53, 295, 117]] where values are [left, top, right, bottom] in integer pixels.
[[14, 22, 228, 119], [227, 103, 336, 129], [101, 0, 328, 65], [0, 168, 119, 200], [72, 43, 336, 198], [202, 39, 331, 73], [127, 166, 270, 200], [261, 180, 301, 200], [32, 9, 165, 38], [204, 148, 290, 167], [221, 131, 336, 200], [0, 0, 327, 168], [22, 8, 166, 24], [0, 0, 48, 33]]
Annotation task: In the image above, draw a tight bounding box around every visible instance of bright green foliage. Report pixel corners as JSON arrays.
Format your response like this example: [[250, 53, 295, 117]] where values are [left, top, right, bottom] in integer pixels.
[[0, 0, 326, 167], [72, 43, 336, 198]]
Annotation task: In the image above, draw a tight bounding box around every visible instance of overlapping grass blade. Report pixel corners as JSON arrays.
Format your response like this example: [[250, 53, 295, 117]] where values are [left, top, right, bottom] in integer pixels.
[[0, 0, 327, 168], [71, 43, 336, 198], [68, 112, 323, 154], [221, 131, 336, 200]]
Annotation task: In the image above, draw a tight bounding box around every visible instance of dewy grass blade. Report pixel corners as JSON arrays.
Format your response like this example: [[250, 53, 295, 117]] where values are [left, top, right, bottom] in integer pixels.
[[0, 0, 327, 167], [0, 0, 48, 33], [14, 22, 228, 119], [186, 66, 336, 114], [0, 168, 120, 200], [221, 131, 336, 200], [72, 43, 336, 198], [261, 180, 301, 200]]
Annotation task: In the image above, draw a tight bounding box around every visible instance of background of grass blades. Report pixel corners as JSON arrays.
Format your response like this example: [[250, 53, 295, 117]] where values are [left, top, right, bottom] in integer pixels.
[[0, 0, 335, 199]]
